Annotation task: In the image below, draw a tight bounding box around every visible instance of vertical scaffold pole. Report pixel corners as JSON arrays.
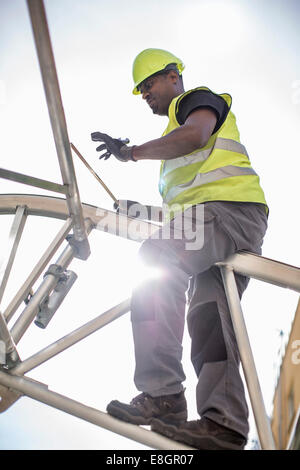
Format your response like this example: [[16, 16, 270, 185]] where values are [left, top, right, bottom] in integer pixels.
[[220, 265, 276, 450], [26, 0, 90, 259]]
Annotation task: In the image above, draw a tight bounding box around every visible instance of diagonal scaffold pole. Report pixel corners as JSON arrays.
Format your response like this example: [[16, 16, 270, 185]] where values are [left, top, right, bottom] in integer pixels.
[[0, 206, 27, 305], [26, 0, 90, 260], [0, 369, 194, 450]]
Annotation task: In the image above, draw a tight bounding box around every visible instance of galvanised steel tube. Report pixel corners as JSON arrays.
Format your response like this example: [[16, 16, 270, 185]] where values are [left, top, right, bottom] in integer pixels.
[[217, 251, 300, 293], [10, 219, 93, 344], [220, 265, 276, 450], [0, 195, 160, 243], [0, 206, 27, 305], [0, 370, 194, 450], [0, 168, 68, 195], [12, 299, 131, 375], [26, 0, 89, 249], [10, 244, 75, 344], [4, 217, 73, 323], [0, 312, 18, 360]]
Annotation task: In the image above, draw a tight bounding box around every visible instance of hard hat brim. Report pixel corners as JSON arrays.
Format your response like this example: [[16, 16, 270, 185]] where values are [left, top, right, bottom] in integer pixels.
[[132, 63, 184, 95]]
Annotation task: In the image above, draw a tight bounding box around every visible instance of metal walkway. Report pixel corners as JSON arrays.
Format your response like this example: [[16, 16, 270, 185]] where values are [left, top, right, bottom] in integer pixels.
[[1, 0, 300, 450]]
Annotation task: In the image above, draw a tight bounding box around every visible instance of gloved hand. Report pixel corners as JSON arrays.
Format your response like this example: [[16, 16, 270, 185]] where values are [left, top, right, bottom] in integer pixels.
[[114, 200, 162, 222], [114, 200, 144, 217], [91, 132, 136, 162]]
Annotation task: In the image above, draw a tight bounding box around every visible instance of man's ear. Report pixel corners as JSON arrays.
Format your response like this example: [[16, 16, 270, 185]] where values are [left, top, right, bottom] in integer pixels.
[[168, 70, 179, 83]]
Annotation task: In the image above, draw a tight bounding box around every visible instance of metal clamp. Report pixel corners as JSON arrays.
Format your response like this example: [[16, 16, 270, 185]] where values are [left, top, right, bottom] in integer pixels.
[[66, 234, 91, 260], [35, 269, 78, 329], [43, 263, 66, 280]]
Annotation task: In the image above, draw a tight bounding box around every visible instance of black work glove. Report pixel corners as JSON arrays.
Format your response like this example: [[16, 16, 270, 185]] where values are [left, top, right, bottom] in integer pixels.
[[113, 200, 162, 222], [113, 200, 145, 218], [91, 132, 136, 162]]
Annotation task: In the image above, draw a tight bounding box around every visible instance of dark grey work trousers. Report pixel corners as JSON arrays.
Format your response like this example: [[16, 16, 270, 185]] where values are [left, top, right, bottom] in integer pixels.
[[130, 201, 268, 438]]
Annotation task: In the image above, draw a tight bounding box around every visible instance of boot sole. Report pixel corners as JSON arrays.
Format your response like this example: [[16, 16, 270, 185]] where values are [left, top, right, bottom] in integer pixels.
[[107, 403, 152, 425], [107, 403, 187, 427], [151, 419, 246, 450]]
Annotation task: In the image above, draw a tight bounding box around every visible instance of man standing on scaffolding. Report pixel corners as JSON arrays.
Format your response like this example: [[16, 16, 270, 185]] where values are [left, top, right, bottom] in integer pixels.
[[91, 48, 268, 450]]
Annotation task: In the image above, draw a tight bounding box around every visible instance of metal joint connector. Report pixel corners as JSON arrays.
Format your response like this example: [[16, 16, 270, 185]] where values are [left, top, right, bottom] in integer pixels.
[[66, 234, 91, 260], [35, 269, 78, 329], [43, 264, 66, 280]]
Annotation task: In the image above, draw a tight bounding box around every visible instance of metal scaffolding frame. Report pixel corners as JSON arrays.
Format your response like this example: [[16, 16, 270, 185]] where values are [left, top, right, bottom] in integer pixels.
[[1, 0, 300, 450]]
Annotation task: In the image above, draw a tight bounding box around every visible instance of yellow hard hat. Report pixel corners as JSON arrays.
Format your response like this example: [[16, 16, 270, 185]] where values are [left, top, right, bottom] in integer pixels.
[[132, 48, 185, 95]]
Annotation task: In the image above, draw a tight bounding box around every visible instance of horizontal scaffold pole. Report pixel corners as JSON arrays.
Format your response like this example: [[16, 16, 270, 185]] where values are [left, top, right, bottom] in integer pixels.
[[0, 168, 68, 195]]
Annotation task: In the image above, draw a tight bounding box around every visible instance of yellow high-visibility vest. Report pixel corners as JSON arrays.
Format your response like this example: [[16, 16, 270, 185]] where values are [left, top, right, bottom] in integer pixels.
[[159, 87, 268, 219]]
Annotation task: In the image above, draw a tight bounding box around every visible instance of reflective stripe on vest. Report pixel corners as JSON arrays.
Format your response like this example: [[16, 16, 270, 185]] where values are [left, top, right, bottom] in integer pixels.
[[163, 165, 257, 204], [162, 137, 249, 177]]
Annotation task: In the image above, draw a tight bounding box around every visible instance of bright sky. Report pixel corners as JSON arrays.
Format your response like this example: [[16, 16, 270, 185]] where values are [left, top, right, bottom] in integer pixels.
[[0, 0, 300, 450]]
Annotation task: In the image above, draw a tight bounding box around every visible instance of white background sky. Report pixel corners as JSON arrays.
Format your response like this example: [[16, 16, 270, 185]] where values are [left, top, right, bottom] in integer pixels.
[[0, 0, 300, 450]]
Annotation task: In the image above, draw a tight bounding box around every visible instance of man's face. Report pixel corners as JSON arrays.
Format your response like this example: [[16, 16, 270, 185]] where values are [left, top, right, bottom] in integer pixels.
[[139, 72, 178, 116]]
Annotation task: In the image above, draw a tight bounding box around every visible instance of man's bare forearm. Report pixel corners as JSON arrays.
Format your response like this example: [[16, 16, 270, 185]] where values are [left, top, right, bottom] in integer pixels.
[[132, 125, 204, 161]]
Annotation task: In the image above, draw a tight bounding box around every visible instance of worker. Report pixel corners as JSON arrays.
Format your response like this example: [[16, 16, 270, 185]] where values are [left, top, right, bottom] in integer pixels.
[[91, 48, 268, 450]]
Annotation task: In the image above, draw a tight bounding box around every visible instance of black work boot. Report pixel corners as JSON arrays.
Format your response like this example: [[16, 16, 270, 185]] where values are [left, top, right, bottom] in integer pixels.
[[151, 417, 247, 450], [106, 391, 187, 425]]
